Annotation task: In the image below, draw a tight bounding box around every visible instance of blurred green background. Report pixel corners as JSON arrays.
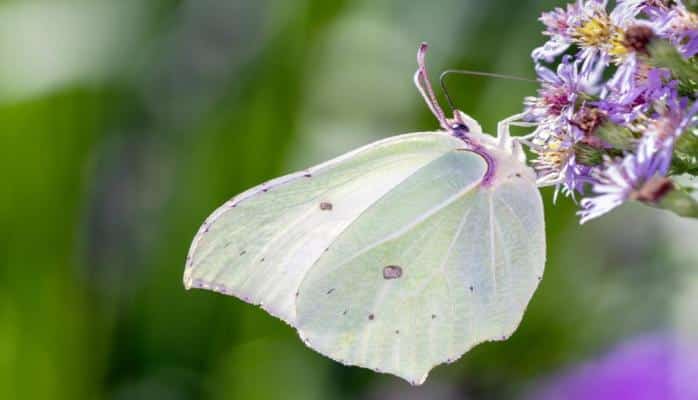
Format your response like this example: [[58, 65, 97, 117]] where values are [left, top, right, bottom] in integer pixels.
[[2, 0, 697, 399]]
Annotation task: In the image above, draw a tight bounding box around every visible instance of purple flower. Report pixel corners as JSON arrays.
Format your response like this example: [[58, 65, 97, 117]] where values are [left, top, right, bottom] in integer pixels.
[[579, 99, 698, 223], [599, 67, 678, 125], [533, 0, 608, 62], [645, 94, 698, 144], [651, 1, 698, 58], [529, 116, 599, 202], [578, 135, 668, 223], [530, 334, 698, 400], [530, 125, 574, 185], [533, 0, 643, 68], [562, 156, 596, 198], [526, 0, 698, 223], [525, 55, 601, 122], [620, 0, 671, 19], [540, 2, 583, 37], [524, 55, 606, 198], [534, 1, 587, 62], [614, 0, 655, 21]]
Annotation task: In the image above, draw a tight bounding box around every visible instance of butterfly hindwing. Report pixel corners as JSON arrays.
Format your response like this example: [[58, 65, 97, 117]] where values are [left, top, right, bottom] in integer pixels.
[[294, 148, 545, 384]]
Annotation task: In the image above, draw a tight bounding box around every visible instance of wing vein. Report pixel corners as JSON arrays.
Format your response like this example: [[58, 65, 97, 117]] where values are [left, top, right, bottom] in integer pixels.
[[494, 192, 530, 238], [196, 153, 435, 291], [438, 204, 473, 358], [488, 194, 498, 294], [327, 178, 482, 273], [493, 205, 514, 330]]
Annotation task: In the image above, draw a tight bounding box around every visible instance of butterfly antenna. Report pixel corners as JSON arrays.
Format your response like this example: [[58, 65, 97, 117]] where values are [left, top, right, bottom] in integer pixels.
[[439, 69, 536, 115], [414, 43, 450, 130]]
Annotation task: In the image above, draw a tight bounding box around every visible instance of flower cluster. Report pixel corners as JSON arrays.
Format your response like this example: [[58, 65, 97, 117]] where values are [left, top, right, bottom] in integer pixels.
[[524, 0, 698, 222]]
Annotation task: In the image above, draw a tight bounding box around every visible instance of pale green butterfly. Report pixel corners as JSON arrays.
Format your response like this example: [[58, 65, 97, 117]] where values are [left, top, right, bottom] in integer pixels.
[[183, 43, 545, 385]]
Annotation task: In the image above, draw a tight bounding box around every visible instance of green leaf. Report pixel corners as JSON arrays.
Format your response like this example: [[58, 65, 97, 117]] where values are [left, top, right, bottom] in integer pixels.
[[675, 129, 698, 154], [596, 122, 636, 150], [653, 175, 698, 219], [687, 0, 698, 14], [656, 187, 698, 218], [671, 130, 698, 176], [673, 174, 698, 202], [647, 39, 698, 95]]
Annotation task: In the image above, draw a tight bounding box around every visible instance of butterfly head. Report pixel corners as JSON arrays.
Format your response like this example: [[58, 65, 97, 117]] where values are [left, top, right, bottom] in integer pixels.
[[415, 44, 492, 147], [446, 110, 482, 136], [447, 109, 502, 150], [414, 43, 528, 178], [447, 110, 482, 138]]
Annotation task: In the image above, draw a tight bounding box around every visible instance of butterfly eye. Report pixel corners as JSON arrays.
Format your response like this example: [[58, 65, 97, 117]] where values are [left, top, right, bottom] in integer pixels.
[[451, 123, 469, 132]]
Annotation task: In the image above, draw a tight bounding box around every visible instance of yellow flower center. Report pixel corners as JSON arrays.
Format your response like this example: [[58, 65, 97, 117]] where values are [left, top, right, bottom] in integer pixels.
[[575, 15, 630, 63], [609, 30, 628, 58], [538, 138, 570, 169], [576, 17, 612, 47]]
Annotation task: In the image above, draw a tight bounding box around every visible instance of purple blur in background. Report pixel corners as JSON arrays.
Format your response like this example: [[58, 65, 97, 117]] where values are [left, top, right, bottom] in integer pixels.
[[532, 334, 698, 400]]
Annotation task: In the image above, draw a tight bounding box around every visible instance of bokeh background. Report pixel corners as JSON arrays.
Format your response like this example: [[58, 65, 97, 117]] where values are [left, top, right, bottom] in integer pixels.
[[2, 0, 698, 399]]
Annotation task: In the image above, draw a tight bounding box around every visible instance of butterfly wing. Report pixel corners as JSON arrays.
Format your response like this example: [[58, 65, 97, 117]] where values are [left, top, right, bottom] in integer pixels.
[[184, 132, 466, 325], [294, 148, 545, 385]]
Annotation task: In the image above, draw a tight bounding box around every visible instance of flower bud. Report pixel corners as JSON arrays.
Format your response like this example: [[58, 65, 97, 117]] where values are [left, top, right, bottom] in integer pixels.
[[624, 25, 655, 55], [574, 143, 604, 166], [596, 122, 636, 150], [631, 176, 675, 203], [572, 107, 607, 139]]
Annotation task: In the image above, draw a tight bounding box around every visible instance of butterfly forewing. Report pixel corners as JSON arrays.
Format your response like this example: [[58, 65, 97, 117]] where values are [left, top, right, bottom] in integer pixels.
[[184, 132, 464, 325]]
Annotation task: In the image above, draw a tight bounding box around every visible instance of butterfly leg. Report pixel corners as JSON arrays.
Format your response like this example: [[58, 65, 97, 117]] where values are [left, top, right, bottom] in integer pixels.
[[497, 113, 537, 161]]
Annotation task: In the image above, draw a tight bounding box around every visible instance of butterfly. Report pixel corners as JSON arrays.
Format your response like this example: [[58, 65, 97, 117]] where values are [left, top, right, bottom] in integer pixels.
[[183, 43, 545, 385]]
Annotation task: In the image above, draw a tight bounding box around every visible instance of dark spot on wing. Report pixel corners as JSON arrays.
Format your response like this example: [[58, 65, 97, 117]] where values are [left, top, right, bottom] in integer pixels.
[[304, 173, 312, 178], [469, 285, 474, 292], [260, 258, 265, 262], [326, 288, 335, 295], [295, 291, 299, 297], [319, 202, 333, 211], [342, 310, 347, 315], [262, 188, 269, 192], [368, 313, 375, 321], [395, 330, 400, 335], [239, 250, 246, 256], [431, 314, 437, 319], [383, 265, 403, 280], [516, 173, 522, 178]]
